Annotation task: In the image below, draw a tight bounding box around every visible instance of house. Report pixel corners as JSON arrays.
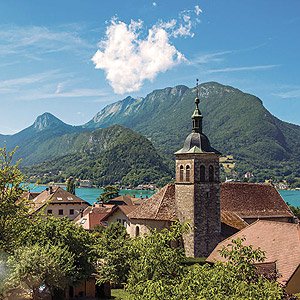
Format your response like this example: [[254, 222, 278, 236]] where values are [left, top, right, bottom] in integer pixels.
[[75, 196, 139, 231], [102, 204, 137, 232], [79, 179, 93, 188], [30, 186, 90, 220], [126, 182, 294, 239], [74, 203, 116, 230], [207, 220, 300, 294]]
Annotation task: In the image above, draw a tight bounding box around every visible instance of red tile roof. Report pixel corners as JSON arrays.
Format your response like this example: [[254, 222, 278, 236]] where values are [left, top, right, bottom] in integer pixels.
[[128, 184, 177, 221], [108, 195, 134, 206], [127, 182, 293, 228], [31, 186, 90, 212], [74, 204, 116, 230], [220, 182, 294, 218], [207, 220, 300, 285]]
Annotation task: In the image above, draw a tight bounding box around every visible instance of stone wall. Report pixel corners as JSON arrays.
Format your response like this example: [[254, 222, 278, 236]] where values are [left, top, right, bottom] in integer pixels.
[[175, 153, 221, 257]]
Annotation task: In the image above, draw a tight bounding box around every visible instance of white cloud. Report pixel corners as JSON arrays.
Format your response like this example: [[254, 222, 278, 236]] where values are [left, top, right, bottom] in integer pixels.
[[195, 5, 202, 16], [191, 50, 233, 65], [273, 89, 300, 99], [0, 70, 60, 90], [92, 7, 203, 94], [152, 2, 157, 7], [92, 18, 187, 94], [0, 25, 93, 59], [207, 64, 279, 73]]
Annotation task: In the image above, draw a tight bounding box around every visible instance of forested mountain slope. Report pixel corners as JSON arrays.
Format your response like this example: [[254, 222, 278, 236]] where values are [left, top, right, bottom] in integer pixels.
[[85, 82, 300, 180]]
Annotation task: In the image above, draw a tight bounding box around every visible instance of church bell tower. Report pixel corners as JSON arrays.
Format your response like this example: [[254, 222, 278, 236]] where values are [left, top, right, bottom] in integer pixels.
[[175, 80, 221, 257]]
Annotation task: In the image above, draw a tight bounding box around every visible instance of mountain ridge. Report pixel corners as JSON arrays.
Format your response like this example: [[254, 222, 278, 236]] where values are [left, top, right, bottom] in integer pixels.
[[1, 81, 299, 182]]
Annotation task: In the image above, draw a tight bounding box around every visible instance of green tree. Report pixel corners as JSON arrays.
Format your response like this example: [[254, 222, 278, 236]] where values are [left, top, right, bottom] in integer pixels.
[[126, 222, 188, 299], [287, 203, 300, 219], [175, 238, 283, 300], [18, 216, 96, 282], [97, 185, 119, 203], [66, 176, 76, 195], [0, 147, 29, 253], [125, 226, 284, 300], [95, 222, 131, 286], [3, 244, 75, 300]]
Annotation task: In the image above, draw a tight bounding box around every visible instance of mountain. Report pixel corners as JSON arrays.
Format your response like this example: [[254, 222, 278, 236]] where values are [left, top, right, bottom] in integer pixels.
[[85, 82, 300, 180], [23, 125, 172, 186], [2, 112, 83, 164], [1, 82, 299, 183]]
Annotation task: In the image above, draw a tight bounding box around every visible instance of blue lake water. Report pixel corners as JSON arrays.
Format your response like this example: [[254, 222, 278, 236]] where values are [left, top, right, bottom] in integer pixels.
[[279, 190, 300, 207], [28, 184, 300, 207], [28, 184, 155, 205]]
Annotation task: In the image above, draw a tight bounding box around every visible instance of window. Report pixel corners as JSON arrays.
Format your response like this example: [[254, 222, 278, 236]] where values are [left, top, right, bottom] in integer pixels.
[[117, 218, 122, 223], [57, 197, 62, 201], [80, 218, 87, 224], [135, 226, 140, 237], [200, 165, 206, 182], [186, 165, 191, 182], [58, 209, 63, 215], [47, 209, 52, 215], [67, 197, 73, 200], [209, 165, 214, 182], [122, 219, 127, 228], [179, 165, 184, 182], [69, 209, 74, 215]]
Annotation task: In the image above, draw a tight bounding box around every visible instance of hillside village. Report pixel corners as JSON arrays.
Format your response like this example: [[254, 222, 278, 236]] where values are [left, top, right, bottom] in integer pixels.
[[11, 90, 300, 299]]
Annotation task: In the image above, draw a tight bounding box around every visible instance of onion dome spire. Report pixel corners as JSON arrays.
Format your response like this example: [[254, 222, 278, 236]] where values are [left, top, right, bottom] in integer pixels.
[[192, 79, 203, 133]]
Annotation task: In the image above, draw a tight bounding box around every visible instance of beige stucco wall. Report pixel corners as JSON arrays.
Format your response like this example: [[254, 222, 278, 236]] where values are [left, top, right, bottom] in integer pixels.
[[128, 219, 171, 238], [41, 203, 89, 220], [106, 212, 171, 238], [105, 209, 134, 233]]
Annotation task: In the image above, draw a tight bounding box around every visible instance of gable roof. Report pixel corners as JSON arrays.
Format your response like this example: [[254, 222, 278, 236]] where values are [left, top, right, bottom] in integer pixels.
[[207, 220, 300, 285], [220, 182, 293, 218], [128, 184, 177, 221], [31, 186, 90, 212], [107, 195, 134, 206], [74, 204, 116, 230], [22, 191, 41, 200], [127, 182, 293, 229]]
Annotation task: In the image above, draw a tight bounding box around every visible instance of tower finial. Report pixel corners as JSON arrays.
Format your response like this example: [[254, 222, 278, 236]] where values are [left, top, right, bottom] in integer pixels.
[[195, 78, 200, 107], [192, 79, 202, 133]]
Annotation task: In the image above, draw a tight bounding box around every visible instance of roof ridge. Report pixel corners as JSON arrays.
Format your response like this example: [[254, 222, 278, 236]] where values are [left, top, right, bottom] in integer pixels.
[[154, 184, 170, 219]]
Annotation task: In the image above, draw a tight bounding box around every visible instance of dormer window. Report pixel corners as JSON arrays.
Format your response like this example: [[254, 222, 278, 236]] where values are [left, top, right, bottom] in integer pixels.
[[186, 165, 191, 182], [179, 165, 184, 182]]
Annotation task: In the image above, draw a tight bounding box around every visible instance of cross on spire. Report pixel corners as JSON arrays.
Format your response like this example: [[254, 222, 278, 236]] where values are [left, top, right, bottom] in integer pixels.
[[192, 79, 203, 133]]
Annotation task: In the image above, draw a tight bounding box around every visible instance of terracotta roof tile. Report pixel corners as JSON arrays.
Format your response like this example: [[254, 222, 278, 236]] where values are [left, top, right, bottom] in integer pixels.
[[207, 220, 300, 285], [107, 195, 134, 206], [220, 182, 293, 218], [127, 182, 293, 227], [128, 184, 177, 221], [31, 186, 90, 212], [74, 204, 116, 230]]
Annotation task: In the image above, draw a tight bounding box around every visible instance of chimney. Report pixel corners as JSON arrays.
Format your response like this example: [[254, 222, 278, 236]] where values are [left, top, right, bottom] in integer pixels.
[[49, 186, 53, 194], [79, 208, 84, 218]]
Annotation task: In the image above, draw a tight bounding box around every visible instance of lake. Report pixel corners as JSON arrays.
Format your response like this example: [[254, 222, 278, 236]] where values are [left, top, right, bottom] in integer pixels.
[[279, 190, 300, 207], [29, 184, 155, 204], [29, 184, 300, 207]]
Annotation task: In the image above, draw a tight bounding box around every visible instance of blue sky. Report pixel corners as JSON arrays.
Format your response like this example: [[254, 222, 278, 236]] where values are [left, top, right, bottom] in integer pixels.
[[0, 0, 299, 134]]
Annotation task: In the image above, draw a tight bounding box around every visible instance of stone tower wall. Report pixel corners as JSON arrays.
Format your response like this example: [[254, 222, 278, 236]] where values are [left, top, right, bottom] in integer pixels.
[[175, 153, 221, 257]]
